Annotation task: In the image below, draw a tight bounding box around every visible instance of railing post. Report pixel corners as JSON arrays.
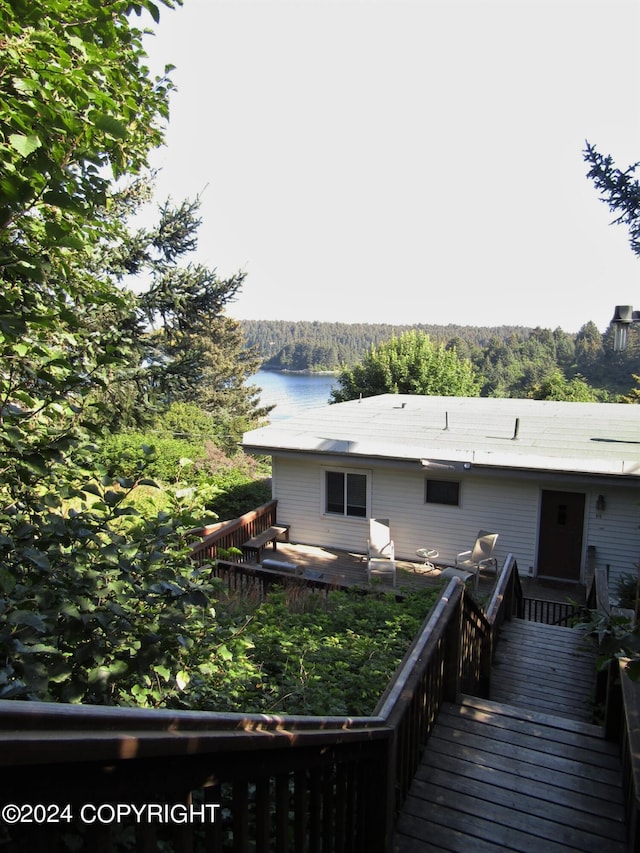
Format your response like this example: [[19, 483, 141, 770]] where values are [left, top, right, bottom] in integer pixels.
[[369, 733, 396, 853], [443, 585, 463, 702]]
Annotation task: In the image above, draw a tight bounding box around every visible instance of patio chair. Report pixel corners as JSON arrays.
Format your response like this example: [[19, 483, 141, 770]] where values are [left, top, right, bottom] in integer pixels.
[[441, 530, 499, 590], [367, 518, 396, 587]]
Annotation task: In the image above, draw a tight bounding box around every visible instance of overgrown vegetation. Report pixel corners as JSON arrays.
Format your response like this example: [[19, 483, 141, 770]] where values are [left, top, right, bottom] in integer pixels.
[[170, 584, 442, 716], [0, 0, 273, 709], [0, 1, 438, 718]]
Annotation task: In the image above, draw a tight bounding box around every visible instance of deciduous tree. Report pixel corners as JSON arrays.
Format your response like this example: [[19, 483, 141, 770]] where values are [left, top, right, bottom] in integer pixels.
[[331, 330, 479, 402], [0, 0, 252, 704]]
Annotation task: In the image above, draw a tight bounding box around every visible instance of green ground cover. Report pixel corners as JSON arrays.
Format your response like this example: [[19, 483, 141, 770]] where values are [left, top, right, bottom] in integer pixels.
[[173, 584, 443, 717]]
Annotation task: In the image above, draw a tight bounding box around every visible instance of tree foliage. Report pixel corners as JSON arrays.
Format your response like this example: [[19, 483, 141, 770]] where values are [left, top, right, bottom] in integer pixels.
[[0, 0, 269, 705], [528, 370, 599, 402], [245, 319, 640, 400], [584, 141, 640, 258], [331, 331, 480, 402], [95, 183, 269, 437]]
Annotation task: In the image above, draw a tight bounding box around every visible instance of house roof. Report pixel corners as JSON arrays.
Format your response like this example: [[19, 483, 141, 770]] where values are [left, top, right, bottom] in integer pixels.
[[242, 394, 640, 479]]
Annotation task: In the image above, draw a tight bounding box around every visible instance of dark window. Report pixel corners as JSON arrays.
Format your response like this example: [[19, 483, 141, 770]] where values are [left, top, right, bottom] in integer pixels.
[[325, 471, 367, 517], [426, 479, 460, 506]]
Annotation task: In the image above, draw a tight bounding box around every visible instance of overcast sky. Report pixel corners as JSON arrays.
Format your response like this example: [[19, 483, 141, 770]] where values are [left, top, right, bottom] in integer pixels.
[[144, 0, 640, 333]]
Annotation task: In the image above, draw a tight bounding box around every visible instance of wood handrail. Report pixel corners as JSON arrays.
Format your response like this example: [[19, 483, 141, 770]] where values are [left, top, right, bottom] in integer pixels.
[[190, 498, 279, 565], [0, 553, 521, 852]]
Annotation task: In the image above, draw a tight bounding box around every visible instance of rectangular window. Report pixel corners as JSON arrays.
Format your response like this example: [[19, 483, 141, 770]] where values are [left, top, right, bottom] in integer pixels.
[[426, 479, 460, 506], [325, 470, 368, 517]]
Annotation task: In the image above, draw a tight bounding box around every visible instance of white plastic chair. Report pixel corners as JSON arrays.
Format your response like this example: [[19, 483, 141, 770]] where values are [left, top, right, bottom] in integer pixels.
[[441, 530, 499, 590], [367, 518, 396, 587]]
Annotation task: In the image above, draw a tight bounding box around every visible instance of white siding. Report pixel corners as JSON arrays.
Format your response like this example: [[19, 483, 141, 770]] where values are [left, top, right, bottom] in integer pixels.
[[271, 455, 640, 587], [583, 487, 640, 592]]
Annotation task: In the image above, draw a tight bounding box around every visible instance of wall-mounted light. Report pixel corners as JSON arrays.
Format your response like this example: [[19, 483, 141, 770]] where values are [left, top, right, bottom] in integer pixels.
[[596, 494, 606, 513], [611, 305, 640, 351]]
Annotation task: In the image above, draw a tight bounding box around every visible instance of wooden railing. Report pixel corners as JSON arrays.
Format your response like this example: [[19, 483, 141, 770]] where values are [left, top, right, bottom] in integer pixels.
[[618, 664, 640, 852], [588, 565, 640, 851], [190, 499, 279, 565], [212, 558, 353, 598], [0, 556, 523, 852], [521, 597, 586, 626]]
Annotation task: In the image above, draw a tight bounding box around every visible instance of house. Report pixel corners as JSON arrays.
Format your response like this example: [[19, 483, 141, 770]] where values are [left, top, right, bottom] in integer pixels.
[[242, 394, 640, 590]]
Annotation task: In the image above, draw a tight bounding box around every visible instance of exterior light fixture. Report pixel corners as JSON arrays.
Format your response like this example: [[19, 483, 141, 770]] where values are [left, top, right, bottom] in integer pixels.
[[596, 494, 606, 513], [611, 305, 640, 351]]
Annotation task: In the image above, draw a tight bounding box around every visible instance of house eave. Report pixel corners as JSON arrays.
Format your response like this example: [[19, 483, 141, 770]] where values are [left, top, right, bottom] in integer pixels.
[[243, 442, 640, 486]]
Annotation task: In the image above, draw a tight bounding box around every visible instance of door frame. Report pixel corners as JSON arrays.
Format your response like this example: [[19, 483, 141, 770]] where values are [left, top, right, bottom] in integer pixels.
[[535, 488, 586, 582]]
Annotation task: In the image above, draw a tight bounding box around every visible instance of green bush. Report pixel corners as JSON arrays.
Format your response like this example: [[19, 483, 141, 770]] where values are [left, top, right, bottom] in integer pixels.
[[173, 585, 441, 716], [615, 572, 638, 610], [101, 432, 206, 485]]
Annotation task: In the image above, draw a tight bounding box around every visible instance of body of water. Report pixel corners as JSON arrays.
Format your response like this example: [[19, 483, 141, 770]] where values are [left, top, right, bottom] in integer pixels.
[[249, 370, 337, 420]]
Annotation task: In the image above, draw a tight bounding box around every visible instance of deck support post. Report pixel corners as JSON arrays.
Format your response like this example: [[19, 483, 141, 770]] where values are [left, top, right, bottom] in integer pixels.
[[442, 586, 463, 702]]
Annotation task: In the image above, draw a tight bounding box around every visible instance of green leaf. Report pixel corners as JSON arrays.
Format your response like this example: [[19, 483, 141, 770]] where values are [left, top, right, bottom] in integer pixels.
[[81, 482, 103, 497], [8, 610, 47, 633], [217, 644, 233, 662], [88, 660, 128, 684], [92, 114, 127, 139], [8, 133, 42, 157], [152, 664, 171, 681], [22, 548, 51, 570], [0, 569, 16, 594]]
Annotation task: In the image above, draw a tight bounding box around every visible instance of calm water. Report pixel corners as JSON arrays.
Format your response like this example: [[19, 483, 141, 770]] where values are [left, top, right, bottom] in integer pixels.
[[249, 369, 337, 421]]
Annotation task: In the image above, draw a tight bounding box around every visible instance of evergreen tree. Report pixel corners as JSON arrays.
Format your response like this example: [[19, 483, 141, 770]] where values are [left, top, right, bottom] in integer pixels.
[[585, 142, 640, 258], [103, 186, 270, 438]]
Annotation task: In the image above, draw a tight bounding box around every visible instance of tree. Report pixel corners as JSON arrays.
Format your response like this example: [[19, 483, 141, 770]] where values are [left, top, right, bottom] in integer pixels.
[[0, 0, 251, 705], [95, 185, 270, 441], [1, 0, 182, 473], [584, 142, 640, 258], [528, 370, 599, 402], [330, 331, 479, 402]]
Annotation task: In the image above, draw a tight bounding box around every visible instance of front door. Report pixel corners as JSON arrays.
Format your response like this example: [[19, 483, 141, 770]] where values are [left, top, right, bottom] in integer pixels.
[[537, 490, 585, 581]]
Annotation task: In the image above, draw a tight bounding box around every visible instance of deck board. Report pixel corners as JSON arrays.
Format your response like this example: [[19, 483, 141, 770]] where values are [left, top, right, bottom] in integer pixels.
[[490, 619, 598, 722], [394, 618, 626, 852]]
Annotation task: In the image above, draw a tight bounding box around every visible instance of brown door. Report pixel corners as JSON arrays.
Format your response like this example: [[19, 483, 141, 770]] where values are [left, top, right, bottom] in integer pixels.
[[537, 490, 585, 580]]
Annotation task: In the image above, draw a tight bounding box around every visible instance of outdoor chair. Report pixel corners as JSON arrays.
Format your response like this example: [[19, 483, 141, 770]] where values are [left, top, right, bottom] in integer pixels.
[[367, 518, 396, 587], [441, 530, 499, 590]]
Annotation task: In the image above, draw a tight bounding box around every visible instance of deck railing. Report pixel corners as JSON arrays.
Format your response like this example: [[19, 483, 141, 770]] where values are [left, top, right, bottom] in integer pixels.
[[211, 558, 354, 598], [588, 565, 640, 851], [0, 556, 522, 852], [521, 597, 586, 626], [190, 499, 279, 565]]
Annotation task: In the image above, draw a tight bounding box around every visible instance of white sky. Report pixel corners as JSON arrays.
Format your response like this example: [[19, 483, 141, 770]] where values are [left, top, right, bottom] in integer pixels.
[[144, 0, 640, 333]]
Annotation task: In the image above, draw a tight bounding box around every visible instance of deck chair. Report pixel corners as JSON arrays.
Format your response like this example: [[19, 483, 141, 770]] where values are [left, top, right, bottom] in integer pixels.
[[441, 530, 499, 590], [367, 518, 396, 587]]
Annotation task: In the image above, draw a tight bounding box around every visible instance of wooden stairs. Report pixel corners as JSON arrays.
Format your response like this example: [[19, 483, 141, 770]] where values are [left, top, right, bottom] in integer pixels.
[[393, 618, 627, 852]]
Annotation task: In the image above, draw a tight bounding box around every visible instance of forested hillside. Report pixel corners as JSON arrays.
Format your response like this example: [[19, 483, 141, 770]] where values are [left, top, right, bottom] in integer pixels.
[[242, 320, 531, 370], [241, 319, 640, 400]]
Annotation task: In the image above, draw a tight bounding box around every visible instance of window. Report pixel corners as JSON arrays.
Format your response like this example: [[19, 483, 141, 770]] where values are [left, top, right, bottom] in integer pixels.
[[425, 479, 460, 506], [325, 470, 368, 517]]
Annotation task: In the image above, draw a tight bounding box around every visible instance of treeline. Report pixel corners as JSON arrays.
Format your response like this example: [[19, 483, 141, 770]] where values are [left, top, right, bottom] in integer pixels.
[[241, 319, 640, 399], [241, 320, 531, 370]]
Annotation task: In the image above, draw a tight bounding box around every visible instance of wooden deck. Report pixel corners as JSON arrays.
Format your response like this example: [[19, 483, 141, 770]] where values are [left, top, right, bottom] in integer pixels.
[[265, 542, 588, 604], [393, 617, 626, 852], [491, 619, 597, 723]]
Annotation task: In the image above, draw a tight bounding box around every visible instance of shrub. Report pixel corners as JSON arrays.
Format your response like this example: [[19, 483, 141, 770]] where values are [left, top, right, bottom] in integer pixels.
[[173, 585, 441, 716]]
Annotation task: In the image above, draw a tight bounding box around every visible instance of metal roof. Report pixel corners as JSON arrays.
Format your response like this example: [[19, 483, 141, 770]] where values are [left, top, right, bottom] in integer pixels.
[[242, 394, 640, 478]]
